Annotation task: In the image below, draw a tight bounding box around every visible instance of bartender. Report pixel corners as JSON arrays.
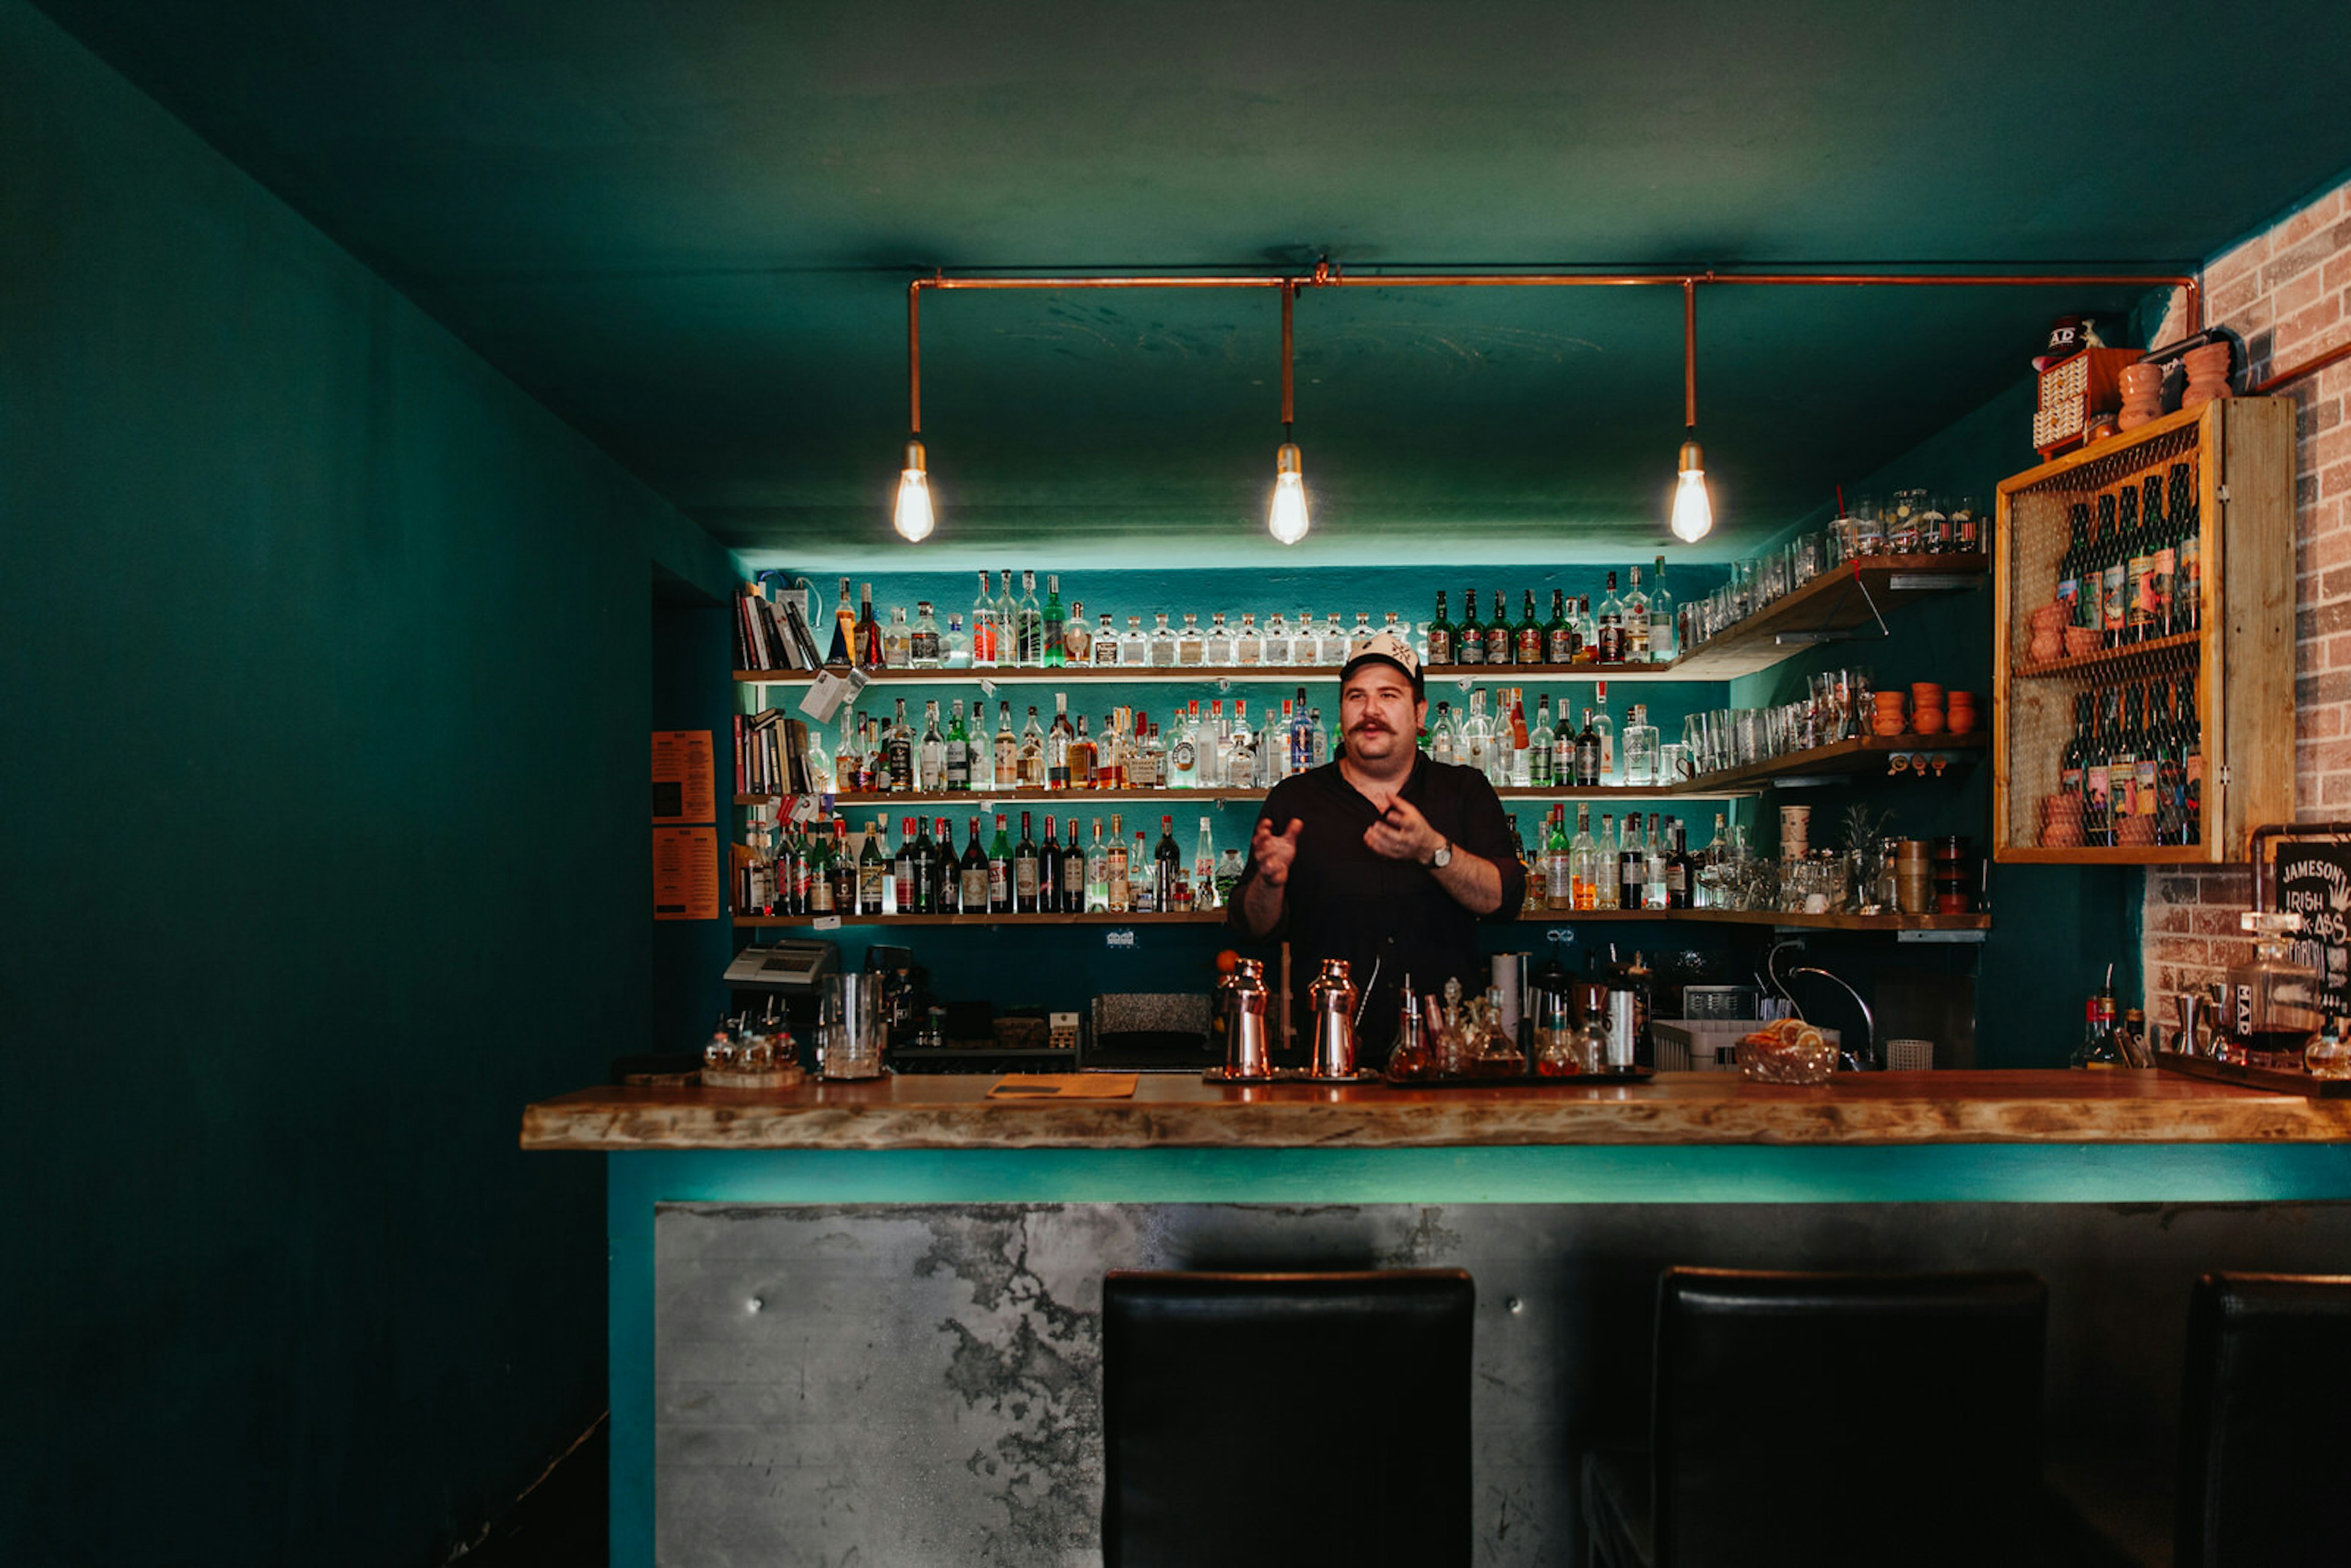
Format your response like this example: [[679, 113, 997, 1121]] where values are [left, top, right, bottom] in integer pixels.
[[1228, 631, 1526, 1061]]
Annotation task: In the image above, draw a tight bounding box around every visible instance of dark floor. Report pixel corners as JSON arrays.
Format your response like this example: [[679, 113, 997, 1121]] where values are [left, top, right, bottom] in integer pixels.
[[451, 1420, 607, 1568]]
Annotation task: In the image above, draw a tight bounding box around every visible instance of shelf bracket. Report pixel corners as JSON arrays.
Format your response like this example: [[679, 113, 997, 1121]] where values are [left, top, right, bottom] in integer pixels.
[[1885, 573, 1983, 592], [1897, 929, 1989, 944]]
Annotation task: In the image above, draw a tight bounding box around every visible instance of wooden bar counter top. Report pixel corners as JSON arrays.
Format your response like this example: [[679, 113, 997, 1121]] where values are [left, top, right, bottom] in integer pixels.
[[520, 1070, 2351, 1151]]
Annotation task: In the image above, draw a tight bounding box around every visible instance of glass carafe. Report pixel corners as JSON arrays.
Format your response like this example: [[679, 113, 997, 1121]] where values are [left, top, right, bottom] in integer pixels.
[[2225, 913, 2323, 1070]]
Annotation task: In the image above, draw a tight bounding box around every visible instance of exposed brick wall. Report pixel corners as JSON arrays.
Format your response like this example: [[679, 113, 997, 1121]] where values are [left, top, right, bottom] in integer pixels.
[[2143, 174, 2351, 1030]]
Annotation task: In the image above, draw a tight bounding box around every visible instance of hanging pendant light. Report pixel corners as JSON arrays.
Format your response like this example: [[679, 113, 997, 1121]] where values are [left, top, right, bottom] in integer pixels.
[[1267, 282, 1310, 546], [1670, 280, 1714, 543], [891, 283, 935, 542]]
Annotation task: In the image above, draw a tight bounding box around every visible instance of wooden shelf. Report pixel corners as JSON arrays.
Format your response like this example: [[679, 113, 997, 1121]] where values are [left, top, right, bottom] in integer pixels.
[[2009, 628, 2201, 681], [737, 781, 1765, 809], [1672, 553, 1989, 679], [1996, 846, 2214, 865], [738, 659, 1690, 686], [1678, 732, 1987, 793], [731, 906, 1985, 934]]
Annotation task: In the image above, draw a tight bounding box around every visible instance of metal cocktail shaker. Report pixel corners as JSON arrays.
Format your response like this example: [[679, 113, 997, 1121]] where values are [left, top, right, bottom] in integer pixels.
[[1221, 958, 1273, 1079], [1309, 958, 1359, 1078]]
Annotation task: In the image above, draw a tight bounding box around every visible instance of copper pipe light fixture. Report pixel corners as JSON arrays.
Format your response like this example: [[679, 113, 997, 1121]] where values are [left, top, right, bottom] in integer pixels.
[[891, 285, 935, 542], [1670, 280, 1713, 544], [1267, 282, 1310, 546]]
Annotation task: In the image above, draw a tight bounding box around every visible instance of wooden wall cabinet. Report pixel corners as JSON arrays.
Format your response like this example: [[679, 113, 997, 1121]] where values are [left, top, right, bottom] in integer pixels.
[[1993, 397, 2295, 863]]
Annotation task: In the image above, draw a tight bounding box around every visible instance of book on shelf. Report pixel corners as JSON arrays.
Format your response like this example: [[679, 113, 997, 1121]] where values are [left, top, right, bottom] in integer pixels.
[[735, 581, 822, 672], [733, 709, 818, 796]]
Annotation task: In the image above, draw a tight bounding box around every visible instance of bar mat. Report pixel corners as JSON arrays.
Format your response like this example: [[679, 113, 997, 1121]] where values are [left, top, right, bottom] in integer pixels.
[[988, 1073, 1139, 1100]]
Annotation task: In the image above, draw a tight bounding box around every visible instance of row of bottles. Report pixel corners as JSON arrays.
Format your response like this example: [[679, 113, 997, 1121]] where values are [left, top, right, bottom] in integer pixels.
[[739, 812, 1227, 918], [806, 561, 1684, 673], [2053, 458, 2204, 648], [806, 691, 1336, 796], [1423, 684, 1670, 789], [1522, 805, 1731, 911], [2057, 673, 2203, 847], [1423, 565, 1677, 667]]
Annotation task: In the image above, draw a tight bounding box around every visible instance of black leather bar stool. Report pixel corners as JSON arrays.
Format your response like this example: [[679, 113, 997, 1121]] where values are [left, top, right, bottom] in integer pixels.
[[1583, 1267, 2049, 1567], [1101, 1268, 1474, 1568], [2177, 1272, 2351, 1567]]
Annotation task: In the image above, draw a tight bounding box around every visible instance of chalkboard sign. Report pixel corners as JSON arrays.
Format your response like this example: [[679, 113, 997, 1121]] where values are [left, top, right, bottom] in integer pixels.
[[2275, 840, 2351, 1016]]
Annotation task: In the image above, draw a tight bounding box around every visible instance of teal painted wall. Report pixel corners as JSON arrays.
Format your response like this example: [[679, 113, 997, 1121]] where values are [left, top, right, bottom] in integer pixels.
[[0, 3, 732, 1560]]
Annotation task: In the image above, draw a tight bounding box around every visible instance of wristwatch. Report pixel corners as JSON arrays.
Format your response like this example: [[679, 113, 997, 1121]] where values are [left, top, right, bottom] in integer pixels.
[[1426, 838, 1453, 870]]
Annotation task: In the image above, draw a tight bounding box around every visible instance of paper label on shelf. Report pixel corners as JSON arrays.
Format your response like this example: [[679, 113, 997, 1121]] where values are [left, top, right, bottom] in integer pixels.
[[787, 793, 820, 823], [798, 668, 868, 723], [653, 827, 721, 921], [811, 915, 842, 931], [651, 730, 716, 823], [1104, 929, 1136, 948]]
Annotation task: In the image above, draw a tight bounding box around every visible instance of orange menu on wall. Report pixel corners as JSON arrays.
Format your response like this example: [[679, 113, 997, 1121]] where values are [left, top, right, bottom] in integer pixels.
[[653, 827, 721, 921], [651, 730, 716, 823]]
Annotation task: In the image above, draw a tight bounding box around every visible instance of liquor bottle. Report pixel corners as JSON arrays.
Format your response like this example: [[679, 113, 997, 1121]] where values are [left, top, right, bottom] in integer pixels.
[[1502, 688, 1531, 787], [856, 583, 884, 670], [1592, 814, 1617, 908], [1649, 558, 1677, 663], [918, 700, 945, 792], [1262, 610, 1292, 667], [1060, 816, 1089, 912], [1320, 613, 1351, 665], [1101, 710, 1130, 790], [1263, 699, 1293, 787], [2125, 487, 2158, 645], [1623, 568, 1651, 664], [1193, 817, 1219, 910], [2132, 681, 2161, 833], [944, 700, 971, 792], [1575, 595, 1597, 662], [2172, 461, 2202, 633], [1517, 590, 1545, 665], [1092, 612, 1120, 666], [1225, 699, 1258, 787], [1042, 575, 1066, 667], [2109, 686, 2140, 822], [1122, 615, 1152, 666], [2180, 670, 2203, 845], [2136, 475, 2169, 639], [942, 612, 970, 669], [993, 702, 1018, 789], [1617, 815, 1644, 911], [1065, 714, 1095, 790], [858, 817, 888, 916], [1665, 818, 1692, 910], [1352, 610, 1376, 658], [828, 576, 856, 667], [2056, 504, 2088, 631], [987, 812, 1014, 913], [1290, 687, 1315, 776], [908, 816, 936, 914], [1204, 612, 1235, 666], [1175, 612, 1205, 667], [1573, 705, 1602, 789], [880, 606, 911, 669], [957, 817, 990, 913], [834, 818, 861, 915], [970, 571, 997, 668], [1460, 690, 1496, 779], [1047, 694, 1074, 790], [1235, 612, 1263, 666], [1085, 820, 1111, 912], [1010, 571, 1040, 666], [833, 707, 858, 793], [1528, 696, 1558, 788], [1106, 814, 1130, 913], [931, 816, 957, 912], [1457, 589, 1485, 666], [892, 815, 918, 914], [1155, 816, 1182, 912], [1427, 701, 1455, 765], [2059, 694, 2088, 806], [1622, 703, 1658, 789], [911, 601, 942, 667], [1592, 682, 1617, 782], [806, 821, 834, 914], [1643, 812, 1669, 910], [1166, 705, 1197, 789], [1038, 816, 1063, 912], [1062, 599, 1090, 666], [1546, 589, 1574, 665], [1484, 590, 1513, 666], [1018, 707, 1047, 789], [2099, 493, 2127, 650], [853, 715, 879, 793], [1425, 591, 1453, 666], [1597, 574, 1626, 665], [1546, 805, 1576, 910], [2083, 691, 2113, 847], [885, 698, 914, 793], [1014, 812, 1041, 914], [1130, 827, 1155, 912], [1700, 813, 1729, 910]]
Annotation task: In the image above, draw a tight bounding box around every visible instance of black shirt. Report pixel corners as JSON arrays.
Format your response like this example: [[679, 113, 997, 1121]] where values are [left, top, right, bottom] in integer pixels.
[[1226, 753, 1526, 1060]]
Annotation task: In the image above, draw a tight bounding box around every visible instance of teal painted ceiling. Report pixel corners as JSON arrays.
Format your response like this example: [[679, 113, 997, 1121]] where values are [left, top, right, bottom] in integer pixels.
[[33, 0, 2351, 565]]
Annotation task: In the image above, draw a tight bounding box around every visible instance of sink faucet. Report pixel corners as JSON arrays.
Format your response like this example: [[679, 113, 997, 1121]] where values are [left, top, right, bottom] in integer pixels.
[[1788, 966, 1877, 1071]]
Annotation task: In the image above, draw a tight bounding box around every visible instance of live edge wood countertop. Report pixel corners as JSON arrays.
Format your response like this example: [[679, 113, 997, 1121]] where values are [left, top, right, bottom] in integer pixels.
[[519, 1071, 2351, 1152]]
